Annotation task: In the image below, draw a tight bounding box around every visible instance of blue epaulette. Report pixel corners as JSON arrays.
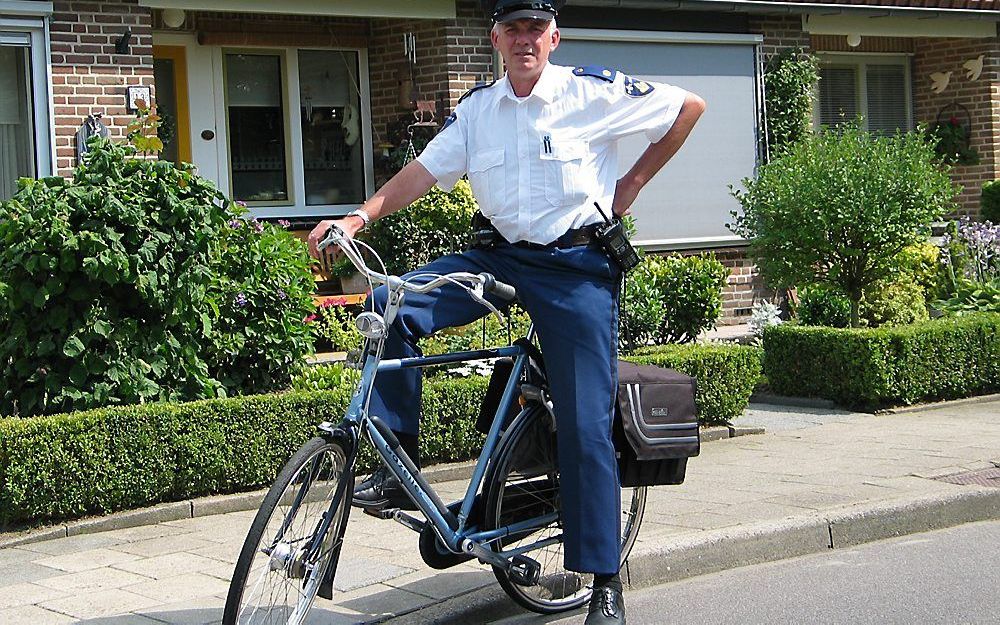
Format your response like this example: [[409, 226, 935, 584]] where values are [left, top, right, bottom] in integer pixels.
[[458, 79, 498, 104], [572, 65, 619, 82]]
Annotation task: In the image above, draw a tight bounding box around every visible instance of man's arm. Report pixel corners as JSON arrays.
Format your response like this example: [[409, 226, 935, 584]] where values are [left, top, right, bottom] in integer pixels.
[[611, 92, 706, 217], [307, 160, 437, 259]]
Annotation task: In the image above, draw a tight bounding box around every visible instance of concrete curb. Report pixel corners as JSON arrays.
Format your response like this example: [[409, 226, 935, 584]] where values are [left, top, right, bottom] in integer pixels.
[[748, 392, 838, 410], [384, 487, 1000, 624], [0, 427, 764, 550], [874, 392, 1000, 416]]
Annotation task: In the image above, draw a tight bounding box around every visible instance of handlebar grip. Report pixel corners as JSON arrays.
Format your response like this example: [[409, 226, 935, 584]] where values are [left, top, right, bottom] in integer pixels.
[[479, 273, 516, 301]]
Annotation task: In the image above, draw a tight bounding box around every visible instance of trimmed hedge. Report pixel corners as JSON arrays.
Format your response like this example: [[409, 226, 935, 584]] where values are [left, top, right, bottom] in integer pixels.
[[0, 343, 759, 527], [763, 313, 1000, 409], [0, 378, 486, 528], [625, 343, 763, 425]]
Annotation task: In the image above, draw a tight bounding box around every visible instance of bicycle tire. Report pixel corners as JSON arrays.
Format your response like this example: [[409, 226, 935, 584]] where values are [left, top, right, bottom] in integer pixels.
[[223, 435, 354, 625], [484, 405, 646, 615]]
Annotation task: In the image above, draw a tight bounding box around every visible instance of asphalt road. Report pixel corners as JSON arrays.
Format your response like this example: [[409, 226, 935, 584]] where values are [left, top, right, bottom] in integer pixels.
[[494, 519, 1000, 625]]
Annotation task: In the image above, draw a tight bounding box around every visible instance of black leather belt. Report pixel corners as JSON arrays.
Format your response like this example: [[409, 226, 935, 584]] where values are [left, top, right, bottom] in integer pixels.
[[510, 225, 599, 250]]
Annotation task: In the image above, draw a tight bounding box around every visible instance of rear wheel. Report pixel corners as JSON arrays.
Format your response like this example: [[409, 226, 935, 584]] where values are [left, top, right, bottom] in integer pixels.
[[223, 436, 354, 625], [484, 406, 646, 614]]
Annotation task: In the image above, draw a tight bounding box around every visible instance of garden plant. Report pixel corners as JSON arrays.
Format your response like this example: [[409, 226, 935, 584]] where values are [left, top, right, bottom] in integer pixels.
[[730, 123, 958, 327]]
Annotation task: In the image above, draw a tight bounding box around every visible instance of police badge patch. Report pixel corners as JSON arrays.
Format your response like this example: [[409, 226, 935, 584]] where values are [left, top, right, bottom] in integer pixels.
[[623, 76, 654, 97], [442, 111, 457, 131]]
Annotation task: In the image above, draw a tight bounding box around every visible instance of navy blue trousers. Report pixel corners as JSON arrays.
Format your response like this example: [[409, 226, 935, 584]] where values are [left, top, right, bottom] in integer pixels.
[[367, 242, 622, 575]]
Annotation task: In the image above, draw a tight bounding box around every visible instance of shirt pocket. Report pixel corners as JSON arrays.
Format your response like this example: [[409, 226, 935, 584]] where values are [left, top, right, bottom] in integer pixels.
[[468, 148, 505, 216], [541, 139, 588, 207]]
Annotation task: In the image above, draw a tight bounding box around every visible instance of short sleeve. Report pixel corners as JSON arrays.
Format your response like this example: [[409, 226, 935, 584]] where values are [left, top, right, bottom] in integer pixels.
[[602, 74, 688, 144], [415, 104, 469, 192]]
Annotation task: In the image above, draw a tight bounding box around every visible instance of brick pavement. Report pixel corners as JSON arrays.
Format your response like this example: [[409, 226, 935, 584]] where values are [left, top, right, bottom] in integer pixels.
[[0, 398, 997, 625]]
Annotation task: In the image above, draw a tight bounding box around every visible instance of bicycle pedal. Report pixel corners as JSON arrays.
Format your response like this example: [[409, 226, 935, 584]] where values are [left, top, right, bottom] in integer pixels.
[[363, 506, 399, 520], [507, 554, 541, 587]]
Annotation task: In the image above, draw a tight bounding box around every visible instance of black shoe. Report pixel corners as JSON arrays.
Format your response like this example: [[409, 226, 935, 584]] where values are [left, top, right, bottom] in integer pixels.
[[584, 586, 626, 625], [352, 467, 417, 511]]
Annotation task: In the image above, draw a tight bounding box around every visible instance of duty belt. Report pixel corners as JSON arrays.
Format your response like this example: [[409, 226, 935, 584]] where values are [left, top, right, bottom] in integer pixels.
[[471, 212, 598, 250]]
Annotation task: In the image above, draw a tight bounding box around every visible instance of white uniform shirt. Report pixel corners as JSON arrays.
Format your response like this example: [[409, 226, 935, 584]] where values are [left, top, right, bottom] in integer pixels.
[[417, 62, 688, 245]]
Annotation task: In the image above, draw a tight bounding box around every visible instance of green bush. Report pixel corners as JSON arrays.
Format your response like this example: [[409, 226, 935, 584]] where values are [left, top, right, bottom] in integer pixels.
[[363, 179, 477, 276], [622, 254, 729, 348], [762, 313, 1000, 409], [0, 139, 314, 417], [421, 305, 532, 357], [860, 279, 928, 327], [763, 48, 820, 159], [731, 123, 958, 327], [312, 299, 363, 353], [797, 285, 851, 328], [982, 180, 1000, 223], [626, 343, 763, 425]]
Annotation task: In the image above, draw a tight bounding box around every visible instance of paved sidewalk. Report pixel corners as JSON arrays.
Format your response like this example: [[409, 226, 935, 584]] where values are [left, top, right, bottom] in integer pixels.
[[0, 399, 998, 625]]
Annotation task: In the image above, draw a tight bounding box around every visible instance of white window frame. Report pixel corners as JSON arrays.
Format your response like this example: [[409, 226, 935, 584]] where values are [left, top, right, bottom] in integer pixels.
[[0, 2, 56, 179], [813, 53, 913, 133], [213, 45, 374, 219]]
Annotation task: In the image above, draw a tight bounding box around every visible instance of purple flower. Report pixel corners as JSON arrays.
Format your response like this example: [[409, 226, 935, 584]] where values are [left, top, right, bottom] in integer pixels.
[[236, 200, 247, 208], [235, 292, 248, 308], [251, 219, 265, 233], [228, 219, 242, 229], [277, 219, 291, 228], [277, 289, 287, 300]]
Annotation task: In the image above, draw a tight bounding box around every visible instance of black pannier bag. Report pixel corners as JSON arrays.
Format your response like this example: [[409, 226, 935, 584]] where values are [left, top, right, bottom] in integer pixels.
[[613, 360, 700, 487]]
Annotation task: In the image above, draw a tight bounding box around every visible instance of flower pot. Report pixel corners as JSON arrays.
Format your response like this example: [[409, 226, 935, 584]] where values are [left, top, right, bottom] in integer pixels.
[[339, 273, 369, 294]]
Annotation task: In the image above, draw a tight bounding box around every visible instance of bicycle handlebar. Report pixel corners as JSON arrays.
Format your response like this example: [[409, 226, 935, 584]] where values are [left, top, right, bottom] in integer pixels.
[[318, 225, 517, 301]]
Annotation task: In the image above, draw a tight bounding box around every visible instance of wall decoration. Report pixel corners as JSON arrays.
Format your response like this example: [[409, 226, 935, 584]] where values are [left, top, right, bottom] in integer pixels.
[[927, 102, 979, 166], [929, 71, 952, 94], [962, 55, 984, 81]]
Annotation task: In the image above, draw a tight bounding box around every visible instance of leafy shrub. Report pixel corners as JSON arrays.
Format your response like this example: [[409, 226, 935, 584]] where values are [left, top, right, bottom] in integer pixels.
[[797, 285, 851, 328], [621, 254, 728, 348], [731, 123, 958, 327], [626, 343, 763, 425], [363, 179, 477, 275], [763, 48, 820, 159], [763, 313, 1000, 409], [934, 278, 1000, 315], [860, 279, 928, 327], [312, 298, 363, 353], [935, 218, 1000, 314], [421, 305, 532, 357], [0, 138, 313, 417], [982, 180, 1000, 224], [208, 217, 316, 394]]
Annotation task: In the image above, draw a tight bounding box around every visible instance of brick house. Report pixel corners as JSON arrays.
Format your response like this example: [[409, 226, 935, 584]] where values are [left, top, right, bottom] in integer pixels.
[[2, 0, 999, 321]]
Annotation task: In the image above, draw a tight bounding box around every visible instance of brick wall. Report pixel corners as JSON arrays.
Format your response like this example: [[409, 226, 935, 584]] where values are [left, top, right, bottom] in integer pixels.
[[50, 0, 154, 175], [913, 36, 1000, 218], [750, 15, 811, 61]]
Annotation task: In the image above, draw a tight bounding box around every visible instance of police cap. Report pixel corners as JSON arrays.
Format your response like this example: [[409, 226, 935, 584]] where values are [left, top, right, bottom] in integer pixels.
[[483, 0, 565, 23]]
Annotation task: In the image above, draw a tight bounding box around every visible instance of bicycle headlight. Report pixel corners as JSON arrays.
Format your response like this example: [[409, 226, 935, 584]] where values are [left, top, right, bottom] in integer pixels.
[[355, 312, 387, 339]]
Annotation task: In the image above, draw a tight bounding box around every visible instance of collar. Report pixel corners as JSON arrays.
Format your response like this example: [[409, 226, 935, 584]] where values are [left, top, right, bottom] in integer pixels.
[[499, 62, 563, 104]]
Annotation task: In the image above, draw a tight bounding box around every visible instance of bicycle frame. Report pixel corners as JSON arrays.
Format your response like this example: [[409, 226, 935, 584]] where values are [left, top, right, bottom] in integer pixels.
[[315, 337, 558, 570]]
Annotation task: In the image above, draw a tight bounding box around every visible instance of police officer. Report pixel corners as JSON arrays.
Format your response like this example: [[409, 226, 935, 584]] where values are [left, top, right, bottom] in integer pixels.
[[308, 1, 705, 622]]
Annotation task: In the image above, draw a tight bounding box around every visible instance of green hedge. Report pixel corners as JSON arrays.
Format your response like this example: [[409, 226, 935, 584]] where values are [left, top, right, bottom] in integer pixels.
[[625, 343, 763, 425], [763, 313, 1000, 409], [0, 343, 758, 527], [0, 378, 486, 528]]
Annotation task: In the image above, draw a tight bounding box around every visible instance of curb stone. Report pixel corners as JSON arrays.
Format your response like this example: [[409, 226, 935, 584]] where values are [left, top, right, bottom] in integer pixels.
[[748, 392, 839, 410], [874, 392, 1000, 416], [0, 427, 764, 549], [383, 487, 1000, 624]]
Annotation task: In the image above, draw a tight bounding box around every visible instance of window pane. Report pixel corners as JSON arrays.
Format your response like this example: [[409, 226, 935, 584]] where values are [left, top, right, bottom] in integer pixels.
[[865, 64, 908, 135], [0, 44, 35, 201], [298, 50, 365, 205], [818, 66, 858, 128], [225, 53, 288, 203], [153, 58, 179, 164]]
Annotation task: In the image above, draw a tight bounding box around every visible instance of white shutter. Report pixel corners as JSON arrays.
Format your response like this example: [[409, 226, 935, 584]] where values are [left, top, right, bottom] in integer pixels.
[[819, 66, 858, 128], [865, 64, 909, 135]]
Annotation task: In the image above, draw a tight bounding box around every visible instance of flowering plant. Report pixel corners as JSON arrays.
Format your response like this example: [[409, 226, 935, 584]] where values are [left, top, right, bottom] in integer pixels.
[[928, 116, 979, 165], [748, 301, 783, 337], [935, 218, 1000, 314]]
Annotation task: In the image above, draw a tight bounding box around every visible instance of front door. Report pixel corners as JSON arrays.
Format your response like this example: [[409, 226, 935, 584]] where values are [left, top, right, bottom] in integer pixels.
[[152, 45, 192, 165]]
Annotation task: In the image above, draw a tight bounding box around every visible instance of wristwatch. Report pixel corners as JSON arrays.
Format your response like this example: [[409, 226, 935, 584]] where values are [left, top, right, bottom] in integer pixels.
[[346, 209, 371, 229]]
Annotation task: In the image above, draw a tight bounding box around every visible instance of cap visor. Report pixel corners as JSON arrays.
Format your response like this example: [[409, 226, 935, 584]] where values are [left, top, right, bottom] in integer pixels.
[[496, 9, 555, 22]]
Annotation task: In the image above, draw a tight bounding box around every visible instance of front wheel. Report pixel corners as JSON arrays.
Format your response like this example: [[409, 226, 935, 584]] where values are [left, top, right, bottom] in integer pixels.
[[223, 435, 354, 625], [484, 405, 646, 614]]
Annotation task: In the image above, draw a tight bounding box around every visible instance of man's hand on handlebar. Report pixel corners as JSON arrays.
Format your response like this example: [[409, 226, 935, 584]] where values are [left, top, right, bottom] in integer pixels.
[[307, 215, 365, 261]]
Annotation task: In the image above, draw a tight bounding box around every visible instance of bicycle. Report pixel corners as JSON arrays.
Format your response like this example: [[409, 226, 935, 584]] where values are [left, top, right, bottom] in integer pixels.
[[222, 226, 647, 624]]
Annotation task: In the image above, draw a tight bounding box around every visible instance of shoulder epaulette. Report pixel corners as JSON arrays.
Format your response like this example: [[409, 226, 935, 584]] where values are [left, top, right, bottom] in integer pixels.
[[458, 80, 498, 104], [572, 65, 619, 83]]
